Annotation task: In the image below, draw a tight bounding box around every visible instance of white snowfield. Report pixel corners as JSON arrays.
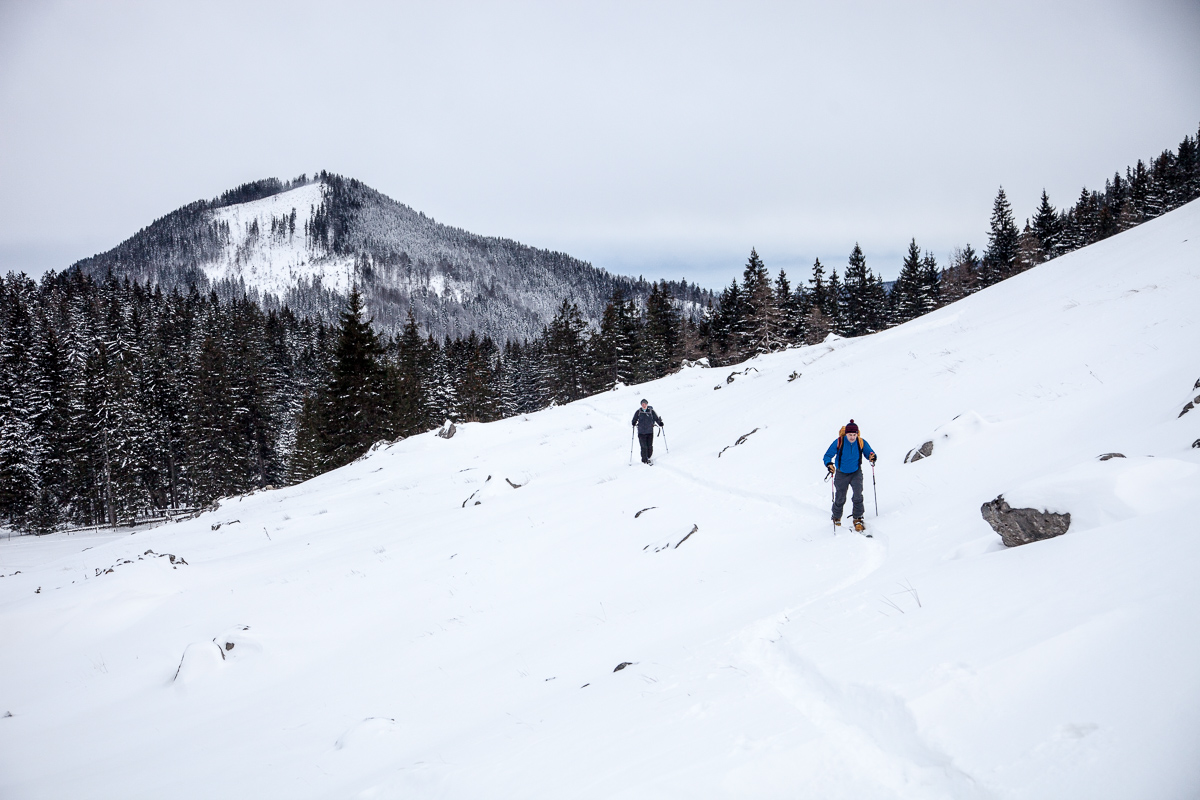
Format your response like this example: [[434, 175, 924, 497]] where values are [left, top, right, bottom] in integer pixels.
[[206, 182, 472, 303], [207, 182, 357, 297], [2, 202, 1199, 799]]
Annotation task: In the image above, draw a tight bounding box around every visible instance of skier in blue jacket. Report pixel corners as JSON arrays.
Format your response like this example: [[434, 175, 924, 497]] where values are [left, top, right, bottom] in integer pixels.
[[823, 419, 876, 531]]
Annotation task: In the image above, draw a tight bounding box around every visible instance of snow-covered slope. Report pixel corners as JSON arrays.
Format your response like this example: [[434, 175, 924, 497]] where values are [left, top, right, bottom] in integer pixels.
[[4, 202, 1199, 799], [206, 182, 354, 297]]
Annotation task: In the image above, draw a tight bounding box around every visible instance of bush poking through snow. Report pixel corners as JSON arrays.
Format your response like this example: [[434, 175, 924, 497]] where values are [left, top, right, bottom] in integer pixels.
[[980, 495, 1071, 547]]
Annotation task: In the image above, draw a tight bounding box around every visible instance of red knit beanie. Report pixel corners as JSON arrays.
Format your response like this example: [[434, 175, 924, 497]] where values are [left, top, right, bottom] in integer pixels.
[[844, 419, 859, 434]]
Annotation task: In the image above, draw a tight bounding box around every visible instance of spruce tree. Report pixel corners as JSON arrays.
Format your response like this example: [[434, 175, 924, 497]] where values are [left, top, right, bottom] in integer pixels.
[[1032, 190, 1063, 259], [825, 269, 846, 335], [319, 286, 389, 469], [843, 244, 885, 336], [542, 300, 589, 404], [982, 187, 1019, 286], [739, 248, 779, 355], [391, 311, 429, 437], [644, 282, 681, 377], [892, 239, 924, 325]]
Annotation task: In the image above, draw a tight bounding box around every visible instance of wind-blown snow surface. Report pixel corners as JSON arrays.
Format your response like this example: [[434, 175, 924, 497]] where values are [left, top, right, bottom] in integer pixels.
[[3, 203, 1200, 799]]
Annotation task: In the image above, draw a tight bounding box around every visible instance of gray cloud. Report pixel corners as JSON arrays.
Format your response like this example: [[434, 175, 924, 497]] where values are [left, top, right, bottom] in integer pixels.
[[1, 0, 1198, 286]]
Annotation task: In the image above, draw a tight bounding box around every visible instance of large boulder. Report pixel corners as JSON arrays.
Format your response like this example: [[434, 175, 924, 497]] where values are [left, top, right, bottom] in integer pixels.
[[980, 495, 1071, 547]]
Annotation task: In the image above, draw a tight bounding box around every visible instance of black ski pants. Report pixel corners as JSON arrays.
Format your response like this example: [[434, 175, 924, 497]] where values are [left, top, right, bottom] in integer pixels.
[[831, 469, 865, 520], [638, 433, 655, 463]]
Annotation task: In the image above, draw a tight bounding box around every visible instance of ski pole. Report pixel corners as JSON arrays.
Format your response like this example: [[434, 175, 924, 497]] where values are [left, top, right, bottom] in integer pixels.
[[830, 468, 836, 534], [660, 425, 669, 453], [871, 462, 878, 516], [629, 427, 634, 465]]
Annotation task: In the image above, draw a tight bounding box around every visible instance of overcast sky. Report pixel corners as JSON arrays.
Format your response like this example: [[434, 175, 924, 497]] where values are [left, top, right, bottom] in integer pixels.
[[1, 0, 1198, 288]]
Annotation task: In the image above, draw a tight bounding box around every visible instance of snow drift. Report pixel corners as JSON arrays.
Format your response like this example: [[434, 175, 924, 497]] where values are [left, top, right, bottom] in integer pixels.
[[2, 201, 1199, 799]]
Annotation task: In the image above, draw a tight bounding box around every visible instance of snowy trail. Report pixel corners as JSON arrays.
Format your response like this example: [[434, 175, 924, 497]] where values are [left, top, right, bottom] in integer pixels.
[[2, 201, 1200, 798]]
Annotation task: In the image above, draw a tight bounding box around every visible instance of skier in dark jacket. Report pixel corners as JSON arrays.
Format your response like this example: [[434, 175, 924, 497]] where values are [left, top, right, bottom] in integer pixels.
[[823, 419, 876, 530], [632, 399, 664, 464]]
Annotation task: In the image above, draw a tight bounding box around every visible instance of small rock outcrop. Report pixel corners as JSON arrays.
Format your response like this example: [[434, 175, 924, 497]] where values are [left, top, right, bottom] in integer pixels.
[[905, 441, 934, 463], [980, 495, 1071, 547], [437, 420, 457, 439], [1096, 453, 1126, 461]]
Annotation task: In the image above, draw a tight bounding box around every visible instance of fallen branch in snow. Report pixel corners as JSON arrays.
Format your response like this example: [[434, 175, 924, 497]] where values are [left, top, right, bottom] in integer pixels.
[[211, 520, 240, 531], [718, 429, 759, 457], [675, 524, 699, 548], [715, 366, 759, 390], [505, 478, 523, 489], [634, 507, 656, 518], [613, 662, 633, 672]]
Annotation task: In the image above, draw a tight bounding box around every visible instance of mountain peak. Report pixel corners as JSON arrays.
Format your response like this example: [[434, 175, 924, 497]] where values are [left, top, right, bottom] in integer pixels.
[[73, 172, 711, 340]]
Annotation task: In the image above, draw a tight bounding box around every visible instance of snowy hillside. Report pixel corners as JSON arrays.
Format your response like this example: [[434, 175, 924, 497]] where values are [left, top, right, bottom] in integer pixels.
[[206, 182, 354, 297], [4, 201, 1199, 798]]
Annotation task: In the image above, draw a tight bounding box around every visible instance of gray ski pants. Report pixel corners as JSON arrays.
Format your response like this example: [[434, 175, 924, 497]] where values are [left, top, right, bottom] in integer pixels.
[[831, 469, 865, 520]]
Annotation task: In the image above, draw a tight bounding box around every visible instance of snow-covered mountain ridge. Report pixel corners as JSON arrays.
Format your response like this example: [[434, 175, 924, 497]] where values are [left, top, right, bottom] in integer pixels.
[[71, 174, 711, 340], [4, 201, 1199, 798]]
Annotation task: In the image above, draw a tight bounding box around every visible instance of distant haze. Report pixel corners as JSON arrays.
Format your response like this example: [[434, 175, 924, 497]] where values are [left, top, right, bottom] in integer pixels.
[[1, 0, 1198, 287]]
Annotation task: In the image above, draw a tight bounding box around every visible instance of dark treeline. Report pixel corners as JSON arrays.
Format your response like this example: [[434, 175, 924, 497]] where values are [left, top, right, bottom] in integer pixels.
[[0, 271, 697, 532], [2, 126, 1198, 533]]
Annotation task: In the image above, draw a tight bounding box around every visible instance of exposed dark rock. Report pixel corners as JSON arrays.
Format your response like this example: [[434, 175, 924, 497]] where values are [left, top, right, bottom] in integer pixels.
[[1193, 439, 1199, 449], [1096, 453, 1126, 461], [613, 662, 633, 672], [980, 495, 1071, 547], [438, 421, 457, 439], [905, 441, 934, 463], [505, 478, 522, 489], [787, 371, 801, 382], [634, 507, 656, 518]]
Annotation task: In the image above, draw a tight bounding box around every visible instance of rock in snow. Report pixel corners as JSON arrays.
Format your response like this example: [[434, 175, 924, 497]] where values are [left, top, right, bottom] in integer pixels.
[[980, 495, 1072, 547]]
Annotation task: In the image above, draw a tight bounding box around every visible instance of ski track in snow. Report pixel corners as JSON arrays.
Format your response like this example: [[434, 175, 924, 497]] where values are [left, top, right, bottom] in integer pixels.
[[2, 201, 1200, 799]]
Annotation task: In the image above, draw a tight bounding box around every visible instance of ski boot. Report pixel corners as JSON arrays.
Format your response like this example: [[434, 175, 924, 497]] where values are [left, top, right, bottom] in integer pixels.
[[832, 518, 842, 528], [853, 518, 866, 533]]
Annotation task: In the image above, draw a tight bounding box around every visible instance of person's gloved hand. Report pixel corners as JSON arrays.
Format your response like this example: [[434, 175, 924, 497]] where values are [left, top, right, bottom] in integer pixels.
[[868, 453, 877, 464], [826, 463, 835, 476]]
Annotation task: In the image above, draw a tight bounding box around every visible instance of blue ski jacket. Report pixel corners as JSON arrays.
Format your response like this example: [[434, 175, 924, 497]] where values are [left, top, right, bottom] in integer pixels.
[[823, 437, 875, 474]]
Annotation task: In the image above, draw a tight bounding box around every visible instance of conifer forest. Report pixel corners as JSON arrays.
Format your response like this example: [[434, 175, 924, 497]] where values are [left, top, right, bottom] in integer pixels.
[[1, 125, 1197, 533]]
